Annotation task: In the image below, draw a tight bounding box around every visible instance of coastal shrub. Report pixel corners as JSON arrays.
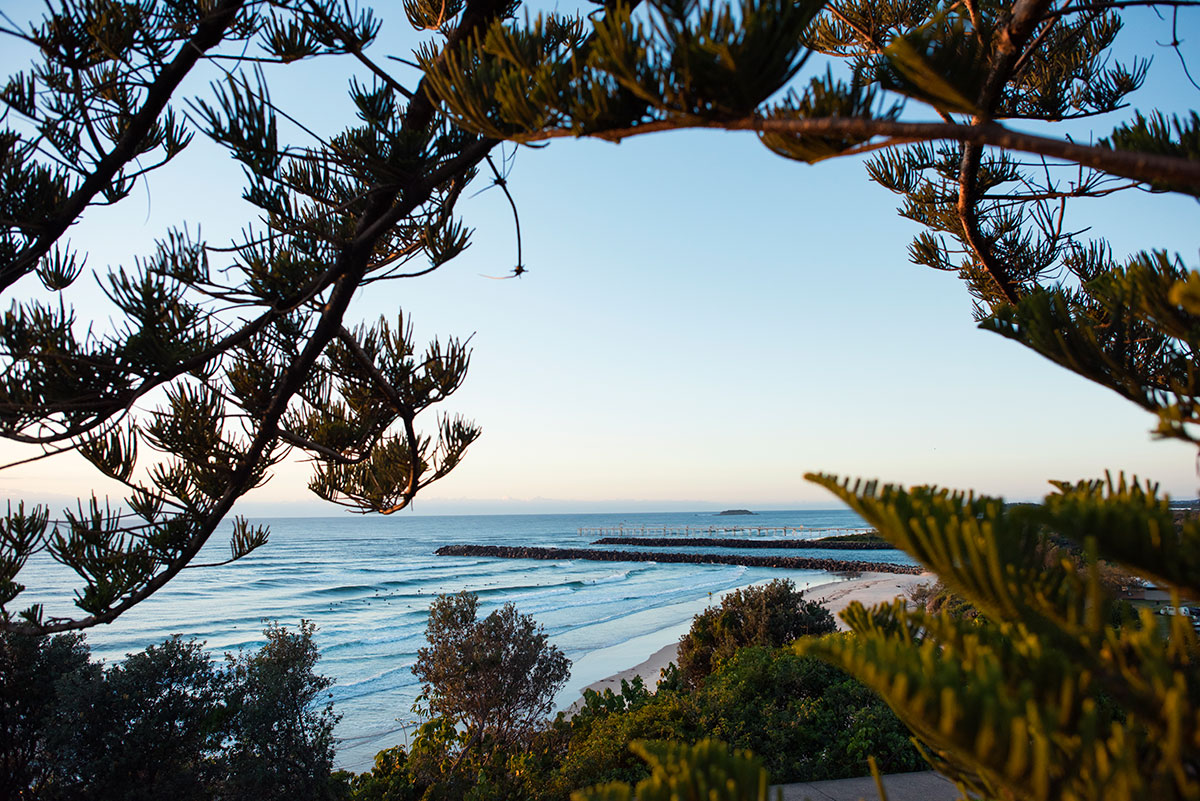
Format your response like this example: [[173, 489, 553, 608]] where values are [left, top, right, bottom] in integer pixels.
[[222, 620, 342, 801], [55, 636, 228, 801], [547, 683, 697, 797], [347, 746, 424, 801], [536, 643, 918, 796], [414, 592, 570, 751], [692, 644, 923, 782], [0, 623, 340, 801], [676, 579, 835, 687], [0, 631, 96, 799]]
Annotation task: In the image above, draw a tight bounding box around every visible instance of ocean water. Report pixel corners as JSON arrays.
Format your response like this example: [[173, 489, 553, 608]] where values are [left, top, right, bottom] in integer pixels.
[[16, 508, 916, 771]]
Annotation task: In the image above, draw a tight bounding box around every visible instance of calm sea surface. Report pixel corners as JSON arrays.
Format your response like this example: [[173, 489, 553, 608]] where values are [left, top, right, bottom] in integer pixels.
[[18, 508, 916, 770]]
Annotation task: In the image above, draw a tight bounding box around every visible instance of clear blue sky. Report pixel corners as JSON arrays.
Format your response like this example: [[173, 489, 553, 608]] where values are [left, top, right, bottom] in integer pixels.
[[0, 3, 1196, 515]]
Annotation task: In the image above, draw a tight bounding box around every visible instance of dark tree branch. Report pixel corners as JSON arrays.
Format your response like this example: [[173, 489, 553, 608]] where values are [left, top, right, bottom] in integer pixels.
[[519, 116, 1200, 195], [1, 0, 250, 293]]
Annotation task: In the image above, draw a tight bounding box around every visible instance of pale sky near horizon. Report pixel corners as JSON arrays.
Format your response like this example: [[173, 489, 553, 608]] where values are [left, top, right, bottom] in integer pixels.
[[0, 2, 1197, 516]]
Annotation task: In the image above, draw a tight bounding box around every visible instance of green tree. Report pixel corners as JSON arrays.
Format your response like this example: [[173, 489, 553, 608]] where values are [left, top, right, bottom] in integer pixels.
[[0, 629, 95, 800], [413, 591, 571, 752], [676, 579, 835, 687], [0, 623, 340, 800], [0, 0, 517, 634], [56, 636, 227, 801], [222, 620, 342, 801]]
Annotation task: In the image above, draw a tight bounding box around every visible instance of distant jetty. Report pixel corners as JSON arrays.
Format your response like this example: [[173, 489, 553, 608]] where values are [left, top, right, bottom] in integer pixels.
[[435, 544, 921, 575], [591, 536, 893, 550], [717, 509, 754, 516]]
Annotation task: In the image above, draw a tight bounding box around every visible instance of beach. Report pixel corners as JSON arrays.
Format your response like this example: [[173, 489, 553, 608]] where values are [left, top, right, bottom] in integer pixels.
[[571, 570, 936, 705]]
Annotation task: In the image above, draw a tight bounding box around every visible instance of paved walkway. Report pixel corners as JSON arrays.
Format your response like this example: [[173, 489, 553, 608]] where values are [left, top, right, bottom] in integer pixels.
[[776, 771, 962, 801]]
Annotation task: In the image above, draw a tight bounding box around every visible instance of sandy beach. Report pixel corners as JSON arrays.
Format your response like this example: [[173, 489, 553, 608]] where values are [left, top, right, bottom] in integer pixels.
[[569, 571, 936, 707]]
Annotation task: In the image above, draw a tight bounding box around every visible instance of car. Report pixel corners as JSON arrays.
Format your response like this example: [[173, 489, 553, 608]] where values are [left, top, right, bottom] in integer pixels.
[[1158, 605, 1200, 618]]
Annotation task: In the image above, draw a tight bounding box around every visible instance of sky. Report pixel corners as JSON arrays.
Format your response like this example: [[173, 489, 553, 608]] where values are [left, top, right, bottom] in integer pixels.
[[0, 2, 1197, 516]]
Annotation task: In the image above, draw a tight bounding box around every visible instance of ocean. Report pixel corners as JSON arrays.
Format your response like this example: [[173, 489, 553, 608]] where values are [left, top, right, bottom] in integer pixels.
[[16, 508, 917, 771]]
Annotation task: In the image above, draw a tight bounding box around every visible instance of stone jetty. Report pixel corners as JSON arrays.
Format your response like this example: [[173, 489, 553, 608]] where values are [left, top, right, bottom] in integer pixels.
[[434, 544, 921, 575], [591, 536, 894, 550]]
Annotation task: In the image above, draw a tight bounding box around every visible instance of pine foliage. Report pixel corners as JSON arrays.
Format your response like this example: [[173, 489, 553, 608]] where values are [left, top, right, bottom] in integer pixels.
[[798, 474, 1199, 801], [572, 740, 781, 801], [0, 0, 526, 633]]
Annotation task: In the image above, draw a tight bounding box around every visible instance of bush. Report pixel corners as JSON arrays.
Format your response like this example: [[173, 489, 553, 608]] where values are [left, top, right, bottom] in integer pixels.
[[413, 592, 570, 750], [693, 645, 923, 782], [540, 643, 920, 795], [56, 636, 227, 801], [676, 579, 835, 687], [0, 631, 95, 800], [0, 622, 340, 801], [223, 620, 342, 800], [348, 746, 424, 801], [547, 683, 696, 797]]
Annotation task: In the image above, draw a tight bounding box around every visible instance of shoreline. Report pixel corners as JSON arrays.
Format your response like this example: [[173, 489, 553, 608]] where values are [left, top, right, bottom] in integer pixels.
[[565, 570, 935, 713]]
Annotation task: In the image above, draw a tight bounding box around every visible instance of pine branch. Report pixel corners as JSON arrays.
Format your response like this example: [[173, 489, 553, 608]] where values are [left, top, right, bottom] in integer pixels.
[[517, 115, 1200, 193], [0, 0, 250, 292]]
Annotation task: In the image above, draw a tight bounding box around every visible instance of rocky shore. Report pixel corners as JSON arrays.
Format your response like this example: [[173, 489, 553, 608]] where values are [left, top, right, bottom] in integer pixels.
[[435, 544, 921, 574], [591, 536, 894, 550]]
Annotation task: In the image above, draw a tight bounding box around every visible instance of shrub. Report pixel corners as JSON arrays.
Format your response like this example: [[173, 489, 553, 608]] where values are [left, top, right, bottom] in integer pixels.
[[413, 592, 570, 750], [1, 622, 340, 800], [348, 746, 424, 801], [0, 631, 95, 800], [676, 579, 835, 687], [58, 636, 227, 801], [222, 620, 342, 801], [693, 644, 923, 782]]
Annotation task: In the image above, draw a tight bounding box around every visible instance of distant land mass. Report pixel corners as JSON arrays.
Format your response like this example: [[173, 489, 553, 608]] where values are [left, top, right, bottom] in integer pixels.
[[717, 509, 754, 516]]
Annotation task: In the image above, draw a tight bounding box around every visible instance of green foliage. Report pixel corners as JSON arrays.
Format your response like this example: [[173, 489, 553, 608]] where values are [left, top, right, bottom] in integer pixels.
[[223, 620, 342, 801], [421, 0, 829, 140], [1, 622, 340, 800], [799, 475, 1195, 801], [414, 592, 571, 750], [676, 578, 835, 687], [983, 252, 1200, 449], [348, 746, 424, 801], [0, 630, 95, 799], [542, 645, 920, 795], [58, 636, 229, 801], [571, 739, 780, 801], [2, 0, 501, 635], [1104, 112, 1200, 194], [697, 645, 923, 781], [549, 679, 699, 795]]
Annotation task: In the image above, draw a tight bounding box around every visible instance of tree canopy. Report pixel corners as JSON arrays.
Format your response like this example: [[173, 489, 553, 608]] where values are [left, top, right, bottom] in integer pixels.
[[414, 590, 570, 749], [0, 0, 531, 633]]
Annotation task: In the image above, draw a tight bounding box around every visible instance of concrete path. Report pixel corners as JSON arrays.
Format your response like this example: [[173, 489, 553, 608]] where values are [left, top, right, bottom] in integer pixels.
[[775, 771, 962, 801]]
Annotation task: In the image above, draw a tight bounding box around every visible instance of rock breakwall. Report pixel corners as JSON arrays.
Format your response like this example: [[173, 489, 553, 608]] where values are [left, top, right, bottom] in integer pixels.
[[434, 544, 921, 575], [591, 536, 893, 550]]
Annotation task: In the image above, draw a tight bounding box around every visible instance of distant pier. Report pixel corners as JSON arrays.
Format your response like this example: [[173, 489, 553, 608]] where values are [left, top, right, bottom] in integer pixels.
[[576, 524, 867, 538], [591, 536, 894, 550]]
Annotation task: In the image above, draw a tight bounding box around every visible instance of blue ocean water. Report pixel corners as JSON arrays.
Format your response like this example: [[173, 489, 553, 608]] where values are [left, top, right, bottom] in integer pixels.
[[17, 508, 915, 771]]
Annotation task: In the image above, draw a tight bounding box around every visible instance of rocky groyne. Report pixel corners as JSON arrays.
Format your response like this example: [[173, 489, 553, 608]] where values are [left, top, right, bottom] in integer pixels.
[[591, 536, 894, 550], [434, 544, 921, 575]]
